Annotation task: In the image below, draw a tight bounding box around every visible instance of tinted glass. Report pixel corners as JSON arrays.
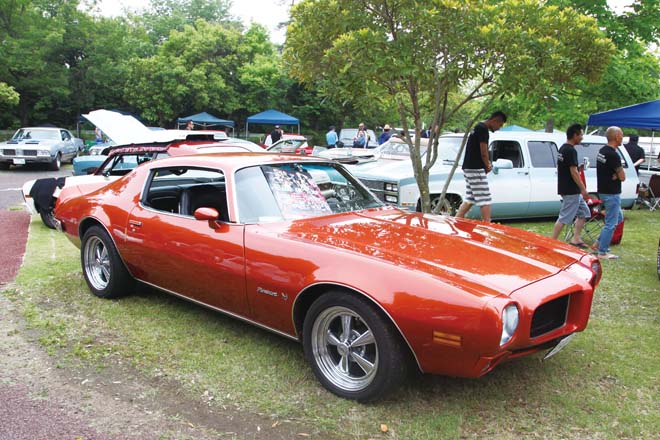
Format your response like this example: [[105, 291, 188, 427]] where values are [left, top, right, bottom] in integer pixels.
[[528, 141, 558, 168]]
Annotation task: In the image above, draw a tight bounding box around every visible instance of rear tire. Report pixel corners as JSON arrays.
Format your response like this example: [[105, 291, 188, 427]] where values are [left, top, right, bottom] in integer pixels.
[[81, 226, 133, 298], [303, 291, 407, 402]]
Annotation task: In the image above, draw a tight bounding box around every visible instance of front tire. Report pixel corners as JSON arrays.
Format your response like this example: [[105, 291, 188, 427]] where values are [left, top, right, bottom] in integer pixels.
[[430, 194, 460, 216], [81, 226, 133, 298], [303, 291, 407, 402], [49, 153, 61, 171]]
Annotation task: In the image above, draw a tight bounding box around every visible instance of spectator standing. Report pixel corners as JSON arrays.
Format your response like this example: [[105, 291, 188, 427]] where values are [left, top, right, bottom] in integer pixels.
[[455, 111, 507, 222], [595, 126, 626, 260], [623, 134, 645, 174], [270, 125, 283, 144], [353, 123, 367, 148], [378, 125, 392, 145], [550, 123, 591, 246], [185, 120, 194, 130], [94, 127, 104, 143], [326, 126, 338, 147]]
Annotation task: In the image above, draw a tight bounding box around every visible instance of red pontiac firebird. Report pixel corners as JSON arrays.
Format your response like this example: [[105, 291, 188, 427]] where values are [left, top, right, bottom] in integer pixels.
[[54, 153, 601, 401]]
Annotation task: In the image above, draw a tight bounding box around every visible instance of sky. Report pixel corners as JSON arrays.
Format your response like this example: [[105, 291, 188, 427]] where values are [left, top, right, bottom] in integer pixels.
[[92, 0, 633, 46], [92, 0, 291, 44]]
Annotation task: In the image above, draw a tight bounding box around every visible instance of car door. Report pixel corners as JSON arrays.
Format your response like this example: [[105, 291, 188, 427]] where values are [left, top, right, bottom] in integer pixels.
[[59, 130, 75, 159], [122, 166, 249, 316], [487, 140, 531, 218], [526, 140, 562, 217]]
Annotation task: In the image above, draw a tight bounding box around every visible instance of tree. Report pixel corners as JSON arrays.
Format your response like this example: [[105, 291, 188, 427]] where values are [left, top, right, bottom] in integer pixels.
[[285, 0, 614, 212], [0, 82, 19, 107]]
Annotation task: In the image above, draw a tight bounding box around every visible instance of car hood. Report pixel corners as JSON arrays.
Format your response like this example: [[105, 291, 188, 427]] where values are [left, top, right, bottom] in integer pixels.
[[3, 138, 59, 146], [277, 208, 580, 296], [83, 109, 158, 146]]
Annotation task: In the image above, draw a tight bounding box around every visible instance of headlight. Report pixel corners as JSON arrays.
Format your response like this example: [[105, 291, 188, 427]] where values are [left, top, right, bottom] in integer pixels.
[[385, 183, 398, 192], [500, 304, 519, 346], [385, 195, 398, 203], [37, 150, 50, 156]]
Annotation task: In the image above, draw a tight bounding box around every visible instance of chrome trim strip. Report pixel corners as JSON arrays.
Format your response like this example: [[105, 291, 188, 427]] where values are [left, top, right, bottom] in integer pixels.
[[291, 281, 423, 371], [137, 279, 299, 342]]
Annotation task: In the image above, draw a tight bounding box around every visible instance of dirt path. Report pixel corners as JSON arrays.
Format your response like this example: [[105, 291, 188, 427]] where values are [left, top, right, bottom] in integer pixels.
[[0, 208, 326, 439]]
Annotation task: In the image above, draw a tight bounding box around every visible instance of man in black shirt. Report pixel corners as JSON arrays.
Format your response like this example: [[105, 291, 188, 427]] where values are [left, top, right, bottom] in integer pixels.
[[270, 125, 283, 144], [551, 124, 591, 246], [595, 126, 626, 260], [623, 134, 645, 174], [456, 111, 507, 222]]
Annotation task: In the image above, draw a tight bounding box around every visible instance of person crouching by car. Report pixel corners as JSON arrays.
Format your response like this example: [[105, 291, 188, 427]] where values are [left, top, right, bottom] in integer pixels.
[[551, 123, 591, 247]]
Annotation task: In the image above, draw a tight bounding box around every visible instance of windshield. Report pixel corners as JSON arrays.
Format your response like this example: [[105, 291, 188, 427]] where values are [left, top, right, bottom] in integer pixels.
[[12, 128, 60, 141], [374, 136, 464, 163], [235, 162, 383, 223], [268, 139, 307, 153], [97, 152, 170, 176]]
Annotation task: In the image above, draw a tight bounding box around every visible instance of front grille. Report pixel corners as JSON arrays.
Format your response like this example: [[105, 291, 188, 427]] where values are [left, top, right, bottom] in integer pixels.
[[2, 149, 16, 155], [530, 294, 569, 338], [360, 179, 385, 191], [22, 150, 38, 156]]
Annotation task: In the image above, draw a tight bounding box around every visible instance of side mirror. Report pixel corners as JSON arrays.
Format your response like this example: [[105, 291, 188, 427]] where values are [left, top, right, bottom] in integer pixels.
[[492, 158, 513, 174], [194, 207, 220, 229]]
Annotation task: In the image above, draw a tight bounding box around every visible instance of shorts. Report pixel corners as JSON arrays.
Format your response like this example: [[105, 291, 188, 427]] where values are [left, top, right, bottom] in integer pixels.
[[463, 169, 491, 207], [557, 194, 591, 224]]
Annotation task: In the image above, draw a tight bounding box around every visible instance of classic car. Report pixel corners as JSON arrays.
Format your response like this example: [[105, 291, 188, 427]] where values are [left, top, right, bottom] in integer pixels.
[[53, 152, 601, 401], [23, 110, 264, 229], [351, 132, 639, 218], [0, 126, 84, 170], [266, 135, 313, 155]]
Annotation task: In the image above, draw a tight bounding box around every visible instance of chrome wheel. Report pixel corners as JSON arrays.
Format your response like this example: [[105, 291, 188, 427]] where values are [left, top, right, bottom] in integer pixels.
[[83, 235, 111, 291], [311, 306, 378, 392]]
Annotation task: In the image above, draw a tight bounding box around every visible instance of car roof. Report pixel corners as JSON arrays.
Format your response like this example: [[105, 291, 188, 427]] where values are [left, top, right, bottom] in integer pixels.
[[105, 139, 263, 157], [140, 152, 332, 174]]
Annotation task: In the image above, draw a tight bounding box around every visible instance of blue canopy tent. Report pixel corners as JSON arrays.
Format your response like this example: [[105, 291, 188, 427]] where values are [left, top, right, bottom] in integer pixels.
[[587, 99, 660, 170], [587, 100, 660, 130], [245, 109, 300, 137], [500, 124, 533, 132], [178, 112, 235, 134]]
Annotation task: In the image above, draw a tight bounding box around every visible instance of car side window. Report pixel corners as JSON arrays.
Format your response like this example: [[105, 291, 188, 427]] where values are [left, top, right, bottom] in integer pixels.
[[579, 142, 629, 169], [528, 141, 558, 168], [142, 167, 228, 220], [490, 141, 524, 168]]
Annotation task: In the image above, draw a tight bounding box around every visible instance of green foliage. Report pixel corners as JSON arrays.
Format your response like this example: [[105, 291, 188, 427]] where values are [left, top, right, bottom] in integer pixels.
[[0, 82, 19, 106], [285, 0, 613, 212]]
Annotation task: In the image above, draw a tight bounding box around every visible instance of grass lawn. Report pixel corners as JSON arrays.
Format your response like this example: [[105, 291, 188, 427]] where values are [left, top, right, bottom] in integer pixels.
[[4, 209, 659, 439]]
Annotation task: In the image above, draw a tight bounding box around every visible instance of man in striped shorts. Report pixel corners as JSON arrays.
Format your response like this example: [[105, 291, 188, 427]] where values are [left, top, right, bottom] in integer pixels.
[[455, 111, 507, 222]]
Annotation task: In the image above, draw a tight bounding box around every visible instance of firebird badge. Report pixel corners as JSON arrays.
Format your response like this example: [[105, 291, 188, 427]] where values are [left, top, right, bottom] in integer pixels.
[[257, 287, 279, 298]]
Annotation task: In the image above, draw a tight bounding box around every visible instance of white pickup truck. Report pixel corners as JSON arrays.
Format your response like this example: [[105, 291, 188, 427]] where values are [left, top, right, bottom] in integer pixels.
[[349, 131, 639, 219]]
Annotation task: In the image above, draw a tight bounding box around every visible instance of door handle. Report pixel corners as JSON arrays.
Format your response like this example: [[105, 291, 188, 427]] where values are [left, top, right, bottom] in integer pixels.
[[517, 171, 529, 175], [129, 220, 142, 227]]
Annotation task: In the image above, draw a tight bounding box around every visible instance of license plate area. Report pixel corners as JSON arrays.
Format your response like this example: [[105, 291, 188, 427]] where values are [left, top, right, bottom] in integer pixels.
[[13, 158, 26, 165], [543, 333, 576, 361]]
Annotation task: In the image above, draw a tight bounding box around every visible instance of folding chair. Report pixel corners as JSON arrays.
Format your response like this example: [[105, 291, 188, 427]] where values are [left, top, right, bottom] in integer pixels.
[[638, 174, 660, 211]]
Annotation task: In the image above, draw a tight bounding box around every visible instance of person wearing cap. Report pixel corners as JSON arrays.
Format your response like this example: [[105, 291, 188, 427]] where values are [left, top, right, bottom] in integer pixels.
[[378, 124, 392, 145], [270, 125, 283, 144], [326, 125, 338, 147], [623, 134, 645, 174]]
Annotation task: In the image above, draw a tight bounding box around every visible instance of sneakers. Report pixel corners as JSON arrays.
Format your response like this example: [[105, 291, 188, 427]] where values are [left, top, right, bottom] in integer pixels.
[[597, 252, 619, 260]]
